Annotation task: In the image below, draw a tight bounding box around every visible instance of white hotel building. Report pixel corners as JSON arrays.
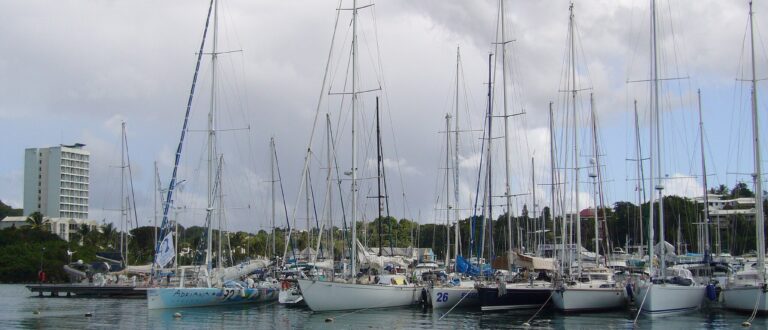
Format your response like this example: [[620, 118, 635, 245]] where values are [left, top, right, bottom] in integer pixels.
[[23, 143, 90, 219]]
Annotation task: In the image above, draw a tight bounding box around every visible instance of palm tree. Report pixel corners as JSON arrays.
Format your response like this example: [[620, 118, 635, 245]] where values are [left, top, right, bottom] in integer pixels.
[[101, 222, 117, 249], [25, 212, 50, 231]]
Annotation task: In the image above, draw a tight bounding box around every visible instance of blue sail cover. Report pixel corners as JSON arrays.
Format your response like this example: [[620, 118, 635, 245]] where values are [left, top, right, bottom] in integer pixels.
[[456, 255, 493, 277]]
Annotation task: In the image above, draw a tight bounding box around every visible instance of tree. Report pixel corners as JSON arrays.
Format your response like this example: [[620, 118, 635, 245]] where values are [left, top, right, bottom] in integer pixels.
[[101, 222, 117, 249], [25, 212, 49, 231], [730, 182, 755, 199]]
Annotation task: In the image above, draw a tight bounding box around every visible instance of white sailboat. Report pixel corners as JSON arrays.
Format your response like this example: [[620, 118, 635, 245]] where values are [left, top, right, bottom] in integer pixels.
[[147, 0, 277, 310], [551, 4, 625, 313], [722, 1, 768, 315], [634, 0, 705, 316], [297, 0, 420, 312]]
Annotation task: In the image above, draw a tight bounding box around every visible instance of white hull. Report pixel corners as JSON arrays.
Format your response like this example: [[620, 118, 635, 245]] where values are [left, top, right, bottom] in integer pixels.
[[722, 286, 768, 312], [635, 284, 704, 316], [298, 279, 419, 312], [552, 287, 626, 312], [429, 286, 479, 309], [147, 286, 278, 310]]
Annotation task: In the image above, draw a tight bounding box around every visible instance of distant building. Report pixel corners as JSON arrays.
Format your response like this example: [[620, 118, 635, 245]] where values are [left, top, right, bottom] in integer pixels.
[[0, 216, 98, 242], [694, 194, 756, 222], [23, 143, 90, 219]]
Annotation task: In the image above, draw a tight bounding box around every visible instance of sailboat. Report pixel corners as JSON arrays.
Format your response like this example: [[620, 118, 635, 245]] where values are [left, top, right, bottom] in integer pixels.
[[297, 0, 420, 312], [551, 5, 626, 311], [721, 1, 768, 315], [475, 0, 555, 312], [147, 0, 277, 310], [426, 48, 480, 310], [633, 0, 705, 316]]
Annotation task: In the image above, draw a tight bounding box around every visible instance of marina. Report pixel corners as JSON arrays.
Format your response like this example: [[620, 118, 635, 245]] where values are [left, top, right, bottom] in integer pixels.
[[2, 0, 768, 328]]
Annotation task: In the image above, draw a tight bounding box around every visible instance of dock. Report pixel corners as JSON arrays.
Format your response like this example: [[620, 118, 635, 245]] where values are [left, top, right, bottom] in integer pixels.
[[26, 284, 148, 298]]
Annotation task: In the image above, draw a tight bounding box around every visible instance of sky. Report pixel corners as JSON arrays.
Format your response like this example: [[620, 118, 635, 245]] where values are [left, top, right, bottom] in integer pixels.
[[0, 0, 767, 234]]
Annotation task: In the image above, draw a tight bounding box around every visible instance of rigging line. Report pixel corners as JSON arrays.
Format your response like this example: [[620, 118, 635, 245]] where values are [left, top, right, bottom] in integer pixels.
[[152, 0, 215, 277], [273, 139, 297, 265], [282, 0, 343, 267], [123, 126, 140, 230], [370, 4, 414, 222]]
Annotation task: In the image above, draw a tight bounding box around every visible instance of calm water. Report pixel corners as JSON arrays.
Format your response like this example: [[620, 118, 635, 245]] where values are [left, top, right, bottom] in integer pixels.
[[0, 284, 765, 329]]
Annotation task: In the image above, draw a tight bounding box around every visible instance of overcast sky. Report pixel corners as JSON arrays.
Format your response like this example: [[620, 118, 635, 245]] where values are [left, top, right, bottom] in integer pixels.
[[1, 0, 766, 234]]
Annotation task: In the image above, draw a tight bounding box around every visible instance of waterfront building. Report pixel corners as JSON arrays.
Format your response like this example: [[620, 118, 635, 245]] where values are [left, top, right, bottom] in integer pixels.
[[23, 143, 90, 219]]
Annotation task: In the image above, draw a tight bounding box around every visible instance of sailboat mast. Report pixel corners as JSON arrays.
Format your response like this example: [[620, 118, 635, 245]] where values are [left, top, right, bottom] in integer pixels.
[[568, 3, 582, 277], [748, 0, 765, 279], [633, 101, 645, 251], [454, 46, 461, 267], [444, 113, 452, 268], [499, 0, 514, 266], [121, 121, 126, 266], [532, 157, 539, 255], [377, 97, 383, 257], [481, 52, 494, 262], [271, 137, 276, 257], [589, 93, 601, 266], [350, 0, 358, 283], [550, 103, 563, 270], [205, 0, 219, 272], [648, 0, 660, 278], [696, 90, 711, 257]]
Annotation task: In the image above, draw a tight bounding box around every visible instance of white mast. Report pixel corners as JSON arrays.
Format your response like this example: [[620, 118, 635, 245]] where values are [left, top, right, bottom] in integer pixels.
[[205, 0, 219, 273], [445, 113, 452, 269], [568, 3, 582, 277], [454, 46, 461, 268], [499, 0, 514, 265], [350, 0, 359, 283], [121, 121, 127, 266], [748, 0, 765, 280], [696, 90, 710, 258], [648, 0, 659, 278], [271, 137, 276, 257]]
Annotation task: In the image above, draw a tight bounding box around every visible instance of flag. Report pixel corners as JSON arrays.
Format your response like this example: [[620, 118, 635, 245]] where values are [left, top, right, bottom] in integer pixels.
[[155, 233, 175, 268]]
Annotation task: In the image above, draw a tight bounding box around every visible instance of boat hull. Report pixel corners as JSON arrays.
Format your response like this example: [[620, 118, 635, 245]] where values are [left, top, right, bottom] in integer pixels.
[[722, 286, 768, 313], [552, 287, 626, 312], [635, 284, 704, 316], [476, 285, 553, 311], [297, 279, 419, 312], [428, 286, 479, 309], [147, 286, 278, 310]]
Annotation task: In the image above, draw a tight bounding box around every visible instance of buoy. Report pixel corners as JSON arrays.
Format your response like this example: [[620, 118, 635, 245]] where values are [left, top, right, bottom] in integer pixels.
[[522, 322, 531, 327], [741, 321, 751, 327], [325, 318, 334, 322], [33, 310, 40, 315], [173, 312, 182, 318], [84, 312, 93, 317]]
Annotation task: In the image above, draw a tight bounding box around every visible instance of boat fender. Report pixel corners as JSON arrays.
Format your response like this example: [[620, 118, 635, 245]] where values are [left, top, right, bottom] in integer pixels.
[[451, 277, 460, 286], [625, 283, 634, 301], [173, 312, 182, 319], [84, 312, 93, 317], [420, 288, 429, 305], [706, 284, 717, 301]]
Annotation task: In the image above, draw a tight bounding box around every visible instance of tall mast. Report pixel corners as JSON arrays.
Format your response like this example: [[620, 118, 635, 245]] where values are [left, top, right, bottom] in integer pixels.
[[326, 115, 334, 268], [531, 157, 545, 255], [568, 3, 582, 277], [205, 0, 219, 272], [748, 0, 765, 279], [633, 101, 645, 251], [589, 93, 600, 266], [696, 90, 710, 258], [454, 46, 461, 266], [499, 0, 514, 267], [445, 113, 452, 268], [377, 97, 383, 257], [271, 137, 276, 257], [481, 53, 494, 261], [121, 121, 126, 266], [350, 0, 359, 283], [550, 103, 563, 270], [153, 161, 159, 253], [648, 0, 660, 278]]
